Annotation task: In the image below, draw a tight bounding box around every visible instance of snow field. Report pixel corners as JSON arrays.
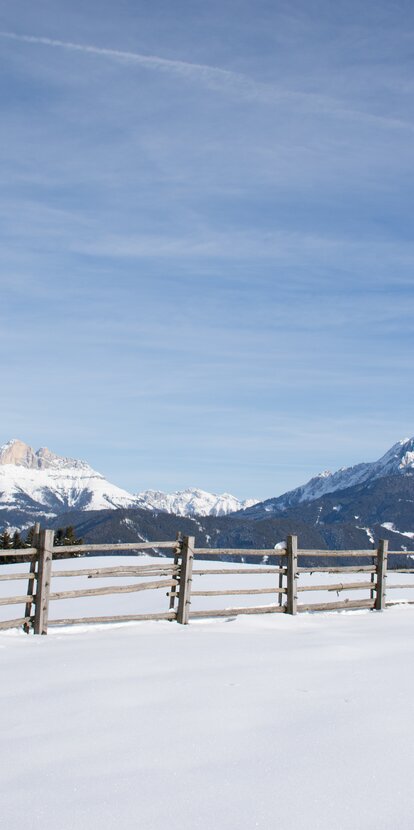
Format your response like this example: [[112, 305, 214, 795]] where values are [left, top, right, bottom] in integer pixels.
[[1, 597, 414, 829]]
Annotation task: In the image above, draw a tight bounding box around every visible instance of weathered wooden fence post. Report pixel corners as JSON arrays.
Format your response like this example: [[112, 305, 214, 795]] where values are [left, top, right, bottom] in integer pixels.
[[286, 535, 298, 615], [176, 535, 194, 625], [370, 549, 376, 601], [375, 539, 388, 611], [169, 532, 182, 615], [33, 528, 54, 635], [278, 558, 284, 608], [24, 521, 40, 633]]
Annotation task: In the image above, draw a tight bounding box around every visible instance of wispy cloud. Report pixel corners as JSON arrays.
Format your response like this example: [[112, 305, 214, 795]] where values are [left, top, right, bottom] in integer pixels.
[[1, 13, 414, 497], [0, 30, 245, 85], [1, 30, 413, 132]]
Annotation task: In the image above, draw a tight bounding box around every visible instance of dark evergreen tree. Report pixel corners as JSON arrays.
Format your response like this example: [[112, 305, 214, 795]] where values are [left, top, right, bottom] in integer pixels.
[[54, 528, 65, 546], [54, 526, 83, 546], [64, 526, 82, 545], [0, 530, 12, 549], [25, 526, 36, 547], [53, 525, 83, 559], [12, 530, 23, 549]]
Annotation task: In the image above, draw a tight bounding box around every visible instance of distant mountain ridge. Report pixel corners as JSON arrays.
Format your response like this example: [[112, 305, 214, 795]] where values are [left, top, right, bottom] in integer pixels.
[[242, 438, 414, 518], [1, 437, 414, 555], [0, 439, 255, 529], [134, 488, 257, 517]]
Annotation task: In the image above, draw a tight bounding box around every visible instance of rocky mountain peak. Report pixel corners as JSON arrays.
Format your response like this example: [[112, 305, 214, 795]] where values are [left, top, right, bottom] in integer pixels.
[[0, 439, 38, 468], [0, 439, 92, 472]]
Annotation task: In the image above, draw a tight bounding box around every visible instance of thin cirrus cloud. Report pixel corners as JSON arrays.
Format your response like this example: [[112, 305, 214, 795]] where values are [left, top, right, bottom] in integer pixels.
[[1, 13, 413, 496], [0, 29, 412, 132], [0, 30, 239, 82]]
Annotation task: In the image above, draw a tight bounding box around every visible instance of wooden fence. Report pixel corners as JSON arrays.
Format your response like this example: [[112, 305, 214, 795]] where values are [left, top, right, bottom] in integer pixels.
[[0, 529, 413, 634]]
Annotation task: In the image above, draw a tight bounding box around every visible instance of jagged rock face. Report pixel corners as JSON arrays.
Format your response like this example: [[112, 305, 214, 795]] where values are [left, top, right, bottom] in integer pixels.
[[0, 439, 90, 471], [0, 439, 39, 468]]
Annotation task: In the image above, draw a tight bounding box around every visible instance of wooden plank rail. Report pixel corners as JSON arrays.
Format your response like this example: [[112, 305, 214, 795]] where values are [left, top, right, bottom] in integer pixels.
[[386, 584, 414, 590], [297, 566, 376, 573], [0, 594, 34, 606], [49, 578, 178, 602], [189, 587, 286, 597], [51, 565, 180, 579], [193, 567, 286, 575], [190, 605, 285, 618], [388, 568, 414, 573], [297, 581, 375, 593], [50, 541, 179, 555], [0, 572, 36, 581], [299, 599, 376, 612], [0, 548, 37, 559], [48, 611, 176, 626], [297, 550, 378, 558], [388, 552, 410, 556], [0, 617, 32, 630], [193, 549, 287, 557], [386, 600, 414, 607]]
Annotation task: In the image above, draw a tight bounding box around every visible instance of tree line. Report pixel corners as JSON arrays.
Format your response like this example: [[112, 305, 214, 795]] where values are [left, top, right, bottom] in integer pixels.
[[0, 525, 82, 549]]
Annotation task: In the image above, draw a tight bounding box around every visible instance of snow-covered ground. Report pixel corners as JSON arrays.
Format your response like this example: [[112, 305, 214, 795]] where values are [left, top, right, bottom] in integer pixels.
[[2, 556, 414, 829]]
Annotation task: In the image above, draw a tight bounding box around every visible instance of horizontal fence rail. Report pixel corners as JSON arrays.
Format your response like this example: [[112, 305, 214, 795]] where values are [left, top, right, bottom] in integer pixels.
[[0, 531, 413, 633]]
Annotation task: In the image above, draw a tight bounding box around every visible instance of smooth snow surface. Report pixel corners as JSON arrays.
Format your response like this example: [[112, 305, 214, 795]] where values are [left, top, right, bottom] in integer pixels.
[[2, 557, 414, 829]]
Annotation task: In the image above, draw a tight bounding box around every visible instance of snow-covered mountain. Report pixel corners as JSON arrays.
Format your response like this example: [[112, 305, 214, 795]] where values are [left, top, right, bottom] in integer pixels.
[[3, 437, 414, 553], [0, 439, 256, 527], [243, 437, 414, 517], [134, 488, 258, 517], [0, 439, 138, 521]]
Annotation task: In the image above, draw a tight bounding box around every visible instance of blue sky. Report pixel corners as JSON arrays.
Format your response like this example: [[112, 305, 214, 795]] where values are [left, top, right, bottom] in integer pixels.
[[1, 0, 414, 498]]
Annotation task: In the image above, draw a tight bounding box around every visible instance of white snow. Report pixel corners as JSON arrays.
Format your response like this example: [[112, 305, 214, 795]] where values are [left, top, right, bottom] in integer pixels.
[[381, 522, 414, 540], [2, 557, 414, 830], [0, 440, 256, 519], [0, 462, 138, 512], [134, 487, 258, 516], [356, 526, 375, 545], [273, 436, 414, 510]]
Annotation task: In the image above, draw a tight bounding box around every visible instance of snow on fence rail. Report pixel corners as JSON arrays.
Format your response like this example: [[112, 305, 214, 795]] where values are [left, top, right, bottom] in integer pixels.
[[0, 529, 412, 633]]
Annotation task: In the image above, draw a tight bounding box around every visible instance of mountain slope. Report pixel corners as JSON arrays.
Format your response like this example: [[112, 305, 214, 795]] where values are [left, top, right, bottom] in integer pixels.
[[0, 440, 254, 528], [45, 503, 413, 565], [134, 488, 257, 517], [242, 437, 414, 518], [0, 439, 138, 527], [1, 437, 414, 556]]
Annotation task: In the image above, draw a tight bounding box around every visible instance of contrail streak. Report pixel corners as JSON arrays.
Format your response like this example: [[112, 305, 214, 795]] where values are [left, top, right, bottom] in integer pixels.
[[0, 30, 243, 85], [1, 29, 412, 133]]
